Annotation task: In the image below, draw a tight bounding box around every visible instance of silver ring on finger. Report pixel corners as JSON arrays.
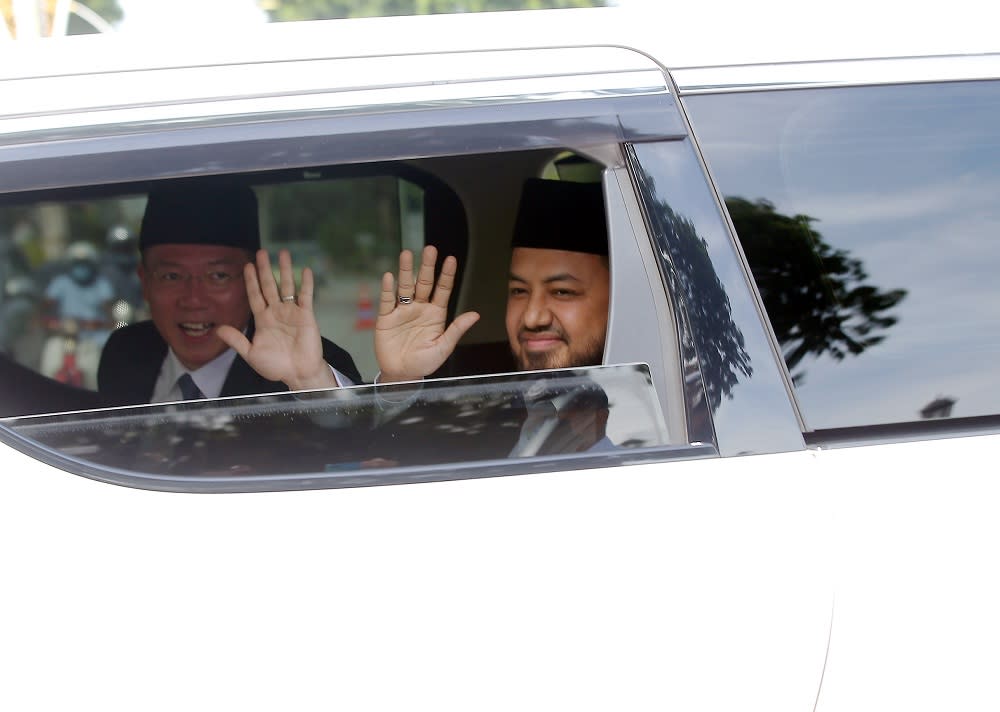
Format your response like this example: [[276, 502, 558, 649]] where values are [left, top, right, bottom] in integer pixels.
[[281, 295, 296, 303], [398, 295, 413, 305]]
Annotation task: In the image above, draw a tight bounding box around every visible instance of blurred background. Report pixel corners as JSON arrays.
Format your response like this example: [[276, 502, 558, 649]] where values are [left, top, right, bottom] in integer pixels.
[[1, 0, 611, 39]]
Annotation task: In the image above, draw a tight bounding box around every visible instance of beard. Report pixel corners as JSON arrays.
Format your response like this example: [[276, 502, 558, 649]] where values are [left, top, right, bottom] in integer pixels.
[[513, 327, 606, 371]]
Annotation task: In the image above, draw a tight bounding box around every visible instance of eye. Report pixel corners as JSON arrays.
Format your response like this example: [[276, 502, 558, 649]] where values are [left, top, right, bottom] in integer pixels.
[[551, 288, 578, 298], [508, 286, 528, 297], [156, 271, 182, 283], [207, 271, 234, 285]]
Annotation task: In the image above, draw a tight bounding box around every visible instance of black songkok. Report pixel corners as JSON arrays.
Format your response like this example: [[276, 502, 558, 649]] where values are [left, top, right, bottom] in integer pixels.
[[139, 183, 261, 253], [511, 178, 608, 256]]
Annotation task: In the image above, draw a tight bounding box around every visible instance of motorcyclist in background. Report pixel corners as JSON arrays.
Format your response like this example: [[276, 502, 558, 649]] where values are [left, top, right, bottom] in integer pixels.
[[40, 241, 116, 389]]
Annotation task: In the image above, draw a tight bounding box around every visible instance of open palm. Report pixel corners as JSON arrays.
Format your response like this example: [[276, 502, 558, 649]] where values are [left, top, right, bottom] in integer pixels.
[[218, 249, 336, 391], [375, 246, 479, 383]]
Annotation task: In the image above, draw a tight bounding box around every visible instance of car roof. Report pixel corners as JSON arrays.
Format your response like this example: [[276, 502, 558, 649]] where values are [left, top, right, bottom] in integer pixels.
[[2, 4, 997, 81]]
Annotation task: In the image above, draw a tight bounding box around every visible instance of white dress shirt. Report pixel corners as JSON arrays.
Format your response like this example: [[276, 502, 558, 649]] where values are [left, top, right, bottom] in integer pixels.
[[150, 348, 353, 403]]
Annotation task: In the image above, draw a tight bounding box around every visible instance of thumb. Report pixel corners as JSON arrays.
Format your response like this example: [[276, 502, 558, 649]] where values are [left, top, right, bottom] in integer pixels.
[[438, 311, 480, 352], [216, 324, 251, 360]]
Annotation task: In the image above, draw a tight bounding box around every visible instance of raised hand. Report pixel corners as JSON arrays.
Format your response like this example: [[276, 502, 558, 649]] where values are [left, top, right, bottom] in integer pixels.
[[375, 245, 480, 383], [217, 248, 338, 391]]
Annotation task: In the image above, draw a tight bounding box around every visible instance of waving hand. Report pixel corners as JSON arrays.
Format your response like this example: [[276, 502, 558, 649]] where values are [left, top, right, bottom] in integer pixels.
[[217, 249, 338, 391], [375, 246, 479, 383]]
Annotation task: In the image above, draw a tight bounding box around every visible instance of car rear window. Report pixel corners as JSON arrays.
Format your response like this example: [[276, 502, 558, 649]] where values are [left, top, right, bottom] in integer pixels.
[[685, 80, 1000, 430]]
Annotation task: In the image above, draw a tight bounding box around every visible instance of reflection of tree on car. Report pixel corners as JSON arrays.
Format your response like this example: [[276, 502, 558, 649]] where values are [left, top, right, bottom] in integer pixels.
[[726, 197, 907, 386], [632, 167, 751, 412]]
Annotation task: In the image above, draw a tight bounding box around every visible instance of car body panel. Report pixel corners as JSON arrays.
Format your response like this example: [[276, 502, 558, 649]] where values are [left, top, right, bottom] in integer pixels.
[[0, 442, 832, 710]]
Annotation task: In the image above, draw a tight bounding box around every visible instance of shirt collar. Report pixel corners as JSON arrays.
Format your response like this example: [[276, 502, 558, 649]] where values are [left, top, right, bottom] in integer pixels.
[[163, 346, 239, 400]]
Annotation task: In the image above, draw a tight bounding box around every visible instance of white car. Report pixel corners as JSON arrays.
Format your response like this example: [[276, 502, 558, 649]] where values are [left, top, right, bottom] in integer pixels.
[[1, 6, 999, 710]]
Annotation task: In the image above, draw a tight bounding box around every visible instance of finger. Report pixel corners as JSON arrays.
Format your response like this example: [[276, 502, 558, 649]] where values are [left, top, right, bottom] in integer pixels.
[[378, 272, 396, 317], [438, 310, 480, 351], [299, 266, 314, 312], [430, 254, 458, 309], [216, 324, 252, 360], [255, 249, 281, 305], [414, 244, 438, 303], [243, 261, 268, 315], [278, 249, 296, 300], [396, 249, 415, 298]]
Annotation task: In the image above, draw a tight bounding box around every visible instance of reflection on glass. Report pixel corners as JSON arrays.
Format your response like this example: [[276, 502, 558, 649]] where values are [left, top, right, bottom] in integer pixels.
[[630, 163, 751, 411], [686, 81, 1000, 428], [3, 364, 672, 479], [725, 197, 906, 386]]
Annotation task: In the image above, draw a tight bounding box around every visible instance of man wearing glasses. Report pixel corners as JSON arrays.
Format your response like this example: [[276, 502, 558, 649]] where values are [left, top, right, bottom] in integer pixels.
[[97, 182, 360, 405]]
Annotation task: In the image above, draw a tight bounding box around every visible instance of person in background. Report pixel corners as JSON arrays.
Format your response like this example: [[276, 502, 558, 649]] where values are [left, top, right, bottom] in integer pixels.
[[40, 241, 116, 389]]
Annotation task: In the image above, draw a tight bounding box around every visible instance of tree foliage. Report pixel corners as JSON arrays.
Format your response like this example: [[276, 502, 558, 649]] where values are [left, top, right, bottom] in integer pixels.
[[1, 0, 121, 37], [69, 0, 121, 33], [258, 0, 606, 22], [726, 197, 906, 385]]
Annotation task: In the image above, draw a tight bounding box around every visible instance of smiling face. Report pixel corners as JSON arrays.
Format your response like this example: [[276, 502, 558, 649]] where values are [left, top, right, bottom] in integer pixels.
[[139, 244, 252, 371], [505, 247, 610, 371]]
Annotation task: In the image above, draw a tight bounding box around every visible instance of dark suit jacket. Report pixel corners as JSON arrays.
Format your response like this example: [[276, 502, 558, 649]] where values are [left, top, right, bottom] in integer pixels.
[[97, 320, 362, 406]]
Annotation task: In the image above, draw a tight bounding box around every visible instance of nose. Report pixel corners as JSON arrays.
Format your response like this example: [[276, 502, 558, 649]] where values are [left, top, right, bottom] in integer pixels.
[[177, 274, 208, 306], [522, 291, 552, 330]]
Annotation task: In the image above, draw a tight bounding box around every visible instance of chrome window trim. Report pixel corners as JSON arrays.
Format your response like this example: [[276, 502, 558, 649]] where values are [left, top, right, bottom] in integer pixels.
[[1, 72, 668, 142], [673, 53, 1000, 94], [1, 46, 667, 141], [0, 44, 683, 194], [0, 92, 684, 194], [0, 428, 716, 494], [0, 365, 711, 493], [604, 167, 688, 446]]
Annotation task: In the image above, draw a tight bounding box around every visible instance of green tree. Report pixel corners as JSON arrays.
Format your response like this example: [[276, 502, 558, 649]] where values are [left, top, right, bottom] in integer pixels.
[[726, 197, 906, 385], [1, 0, 121, 37], [258, 0, 605, 21], [68, 0, 121, 33]]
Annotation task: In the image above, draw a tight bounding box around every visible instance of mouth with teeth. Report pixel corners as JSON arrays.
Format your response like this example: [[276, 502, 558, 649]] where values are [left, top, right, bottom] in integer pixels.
[[179, 322, 215, 338]]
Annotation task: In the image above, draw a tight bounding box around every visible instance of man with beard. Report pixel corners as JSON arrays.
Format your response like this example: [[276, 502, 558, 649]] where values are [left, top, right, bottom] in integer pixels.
[[370, 178, 614, 458], [374, 178, 610, 381]]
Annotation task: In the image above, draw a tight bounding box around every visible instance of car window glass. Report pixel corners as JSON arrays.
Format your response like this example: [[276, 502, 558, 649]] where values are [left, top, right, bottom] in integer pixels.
[[0, 171, 431, 391], [2, 364, 678, 491], [685, 80, 1000, 429], [0, 147, 704, 489]]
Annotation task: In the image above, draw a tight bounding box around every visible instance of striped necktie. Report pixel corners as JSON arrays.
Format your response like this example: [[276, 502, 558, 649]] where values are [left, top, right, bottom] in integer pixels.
[[177, 373, 206, 401]]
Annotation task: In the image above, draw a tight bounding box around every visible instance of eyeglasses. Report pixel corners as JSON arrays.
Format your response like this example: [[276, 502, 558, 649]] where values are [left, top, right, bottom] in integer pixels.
[[149, 268, 244, 292]]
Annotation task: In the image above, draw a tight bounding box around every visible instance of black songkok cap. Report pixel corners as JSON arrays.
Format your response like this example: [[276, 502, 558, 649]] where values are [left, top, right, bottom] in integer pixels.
[[511, 178, 608, 256], [139, 183, 261, 253]]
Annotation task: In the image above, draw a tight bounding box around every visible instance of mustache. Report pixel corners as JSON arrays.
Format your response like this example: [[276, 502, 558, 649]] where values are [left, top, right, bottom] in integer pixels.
[[518, 325, 566, 341]]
